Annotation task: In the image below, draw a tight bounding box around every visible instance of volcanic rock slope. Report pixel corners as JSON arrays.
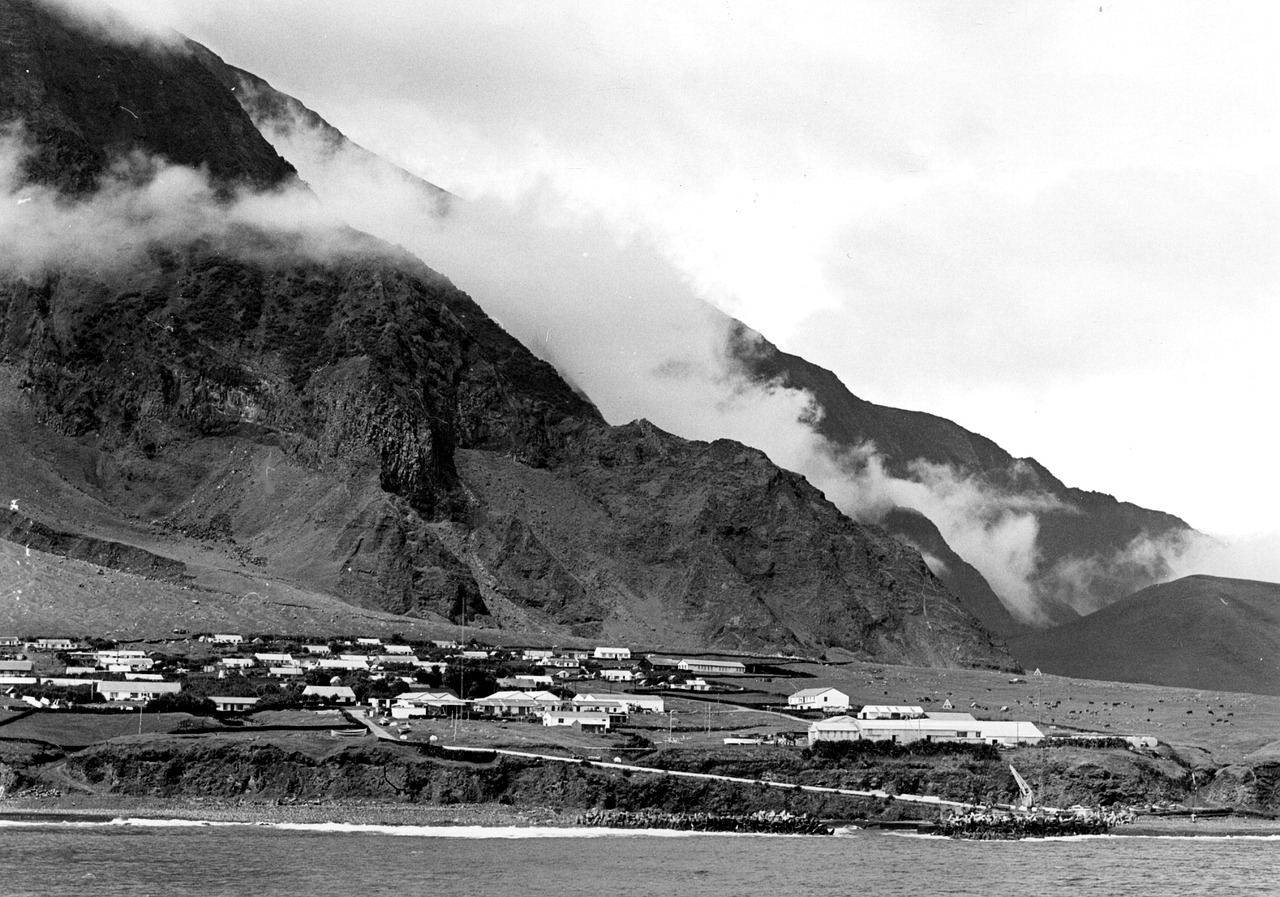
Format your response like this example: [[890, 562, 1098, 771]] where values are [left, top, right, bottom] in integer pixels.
[[0, 0, 1011, 667]]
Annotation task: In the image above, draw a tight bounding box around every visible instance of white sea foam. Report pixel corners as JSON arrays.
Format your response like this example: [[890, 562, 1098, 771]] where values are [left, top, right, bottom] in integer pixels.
[[0, 817, 748, 838]]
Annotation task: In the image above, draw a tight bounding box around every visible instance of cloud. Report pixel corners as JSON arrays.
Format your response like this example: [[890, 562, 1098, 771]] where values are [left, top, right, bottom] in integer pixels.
[[38, 0, 185, 49], [0, 125, 352, 276], [1037, 528, 1280, 616]]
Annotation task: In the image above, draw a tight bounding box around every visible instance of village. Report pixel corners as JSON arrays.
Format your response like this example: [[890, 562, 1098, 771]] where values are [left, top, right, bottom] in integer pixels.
[[0, 630, 1141, 753], [5, 626, 1273, 837]]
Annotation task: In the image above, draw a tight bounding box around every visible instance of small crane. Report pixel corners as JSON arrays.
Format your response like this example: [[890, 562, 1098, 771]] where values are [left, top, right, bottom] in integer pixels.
[[1010, 764, 1035, 810]]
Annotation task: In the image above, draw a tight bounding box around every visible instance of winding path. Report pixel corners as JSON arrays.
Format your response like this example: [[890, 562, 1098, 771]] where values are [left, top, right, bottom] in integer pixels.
[[340, 708, 1035, 813]]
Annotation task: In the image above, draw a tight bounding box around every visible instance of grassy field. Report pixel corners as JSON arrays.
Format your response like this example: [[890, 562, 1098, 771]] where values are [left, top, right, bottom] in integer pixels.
[[725, 660, 1280, 765], [0, 711, 201, 746]]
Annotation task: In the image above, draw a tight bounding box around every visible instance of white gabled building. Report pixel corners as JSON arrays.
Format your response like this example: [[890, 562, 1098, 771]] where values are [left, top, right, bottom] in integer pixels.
[[787, 687, 851, 713], [593, 647, 631, 661]]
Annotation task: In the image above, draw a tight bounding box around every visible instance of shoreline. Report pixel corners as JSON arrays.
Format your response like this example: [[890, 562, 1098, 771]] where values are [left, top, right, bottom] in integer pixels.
[[0, 796, 573, 829], [4, 798, 1279, 838]]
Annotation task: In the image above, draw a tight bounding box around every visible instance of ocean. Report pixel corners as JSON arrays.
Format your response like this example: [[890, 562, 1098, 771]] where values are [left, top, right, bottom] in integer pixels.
[[1, 819, 1277, 897]]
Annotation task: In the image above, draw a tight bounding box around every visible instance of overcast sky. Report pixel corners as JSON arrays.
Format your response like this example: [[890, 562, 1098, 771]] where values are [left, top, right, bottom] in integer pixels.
[[110, 0, 1279, 538]]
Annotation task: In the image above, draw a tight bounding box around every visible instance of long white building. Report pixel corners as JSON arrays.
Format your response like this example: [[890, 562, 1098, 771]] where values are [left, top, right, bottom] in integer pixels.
[[808, 711, 1043, 747]]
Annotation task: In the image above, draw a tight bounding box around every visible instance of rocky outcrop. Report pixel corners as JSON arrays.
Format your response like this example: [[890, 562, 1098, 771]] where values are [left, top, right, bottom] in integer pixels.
[[0, 508, 186, 581]]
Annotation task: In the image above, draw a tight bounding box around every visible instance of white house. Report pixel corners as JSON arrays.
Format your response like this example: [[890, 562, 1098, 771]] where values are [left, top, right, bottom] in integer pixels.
[[599, 669, 634, 683], [356, 638, 383, 647], [302, 685, 357, 704], [29, 637, 76, 651], [473, 690, 562, 718], [788, 687, 851, 713], [543, 710, 610, 733], [569, 696, 628, 723], [302, 644, 332, 655], [95, 680, 181, 702], [391, 690, 467, 718], [210, 696, 259, 712], [592, 647, 631, 661], [210, 634, 243, 645], [542, 656, 583, 669]]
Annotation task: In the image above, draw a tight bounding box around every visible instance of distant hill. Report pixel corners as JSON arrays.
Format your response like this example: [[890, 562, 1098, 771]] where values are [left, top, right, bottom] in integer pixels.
[[1009, 575, 1280, 696]]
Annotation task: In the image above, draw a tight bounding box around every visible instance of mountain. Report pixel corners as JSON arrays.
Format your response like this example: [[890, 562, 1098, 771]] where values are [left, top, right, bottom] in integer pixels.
[[189, 38, 1196, 634], [730, 325, 1194, 624], [1008, 575, 1280, 696], [0, 0, 1012, 668]]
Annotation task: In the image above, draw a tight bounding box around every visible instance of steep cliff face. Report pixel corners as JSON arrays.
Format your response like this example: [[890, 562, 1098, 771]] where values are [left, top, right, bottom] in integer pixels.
[[0, 0, 1013, 666], [454, 422, 1009, 662], [881, 507, 1022, 639]]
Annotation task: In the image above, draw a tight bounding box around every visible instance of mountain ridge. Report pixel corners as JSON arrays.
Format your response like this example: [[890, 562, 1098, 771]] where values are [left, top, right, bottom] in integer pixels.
[[728, 322, 1195, 624]]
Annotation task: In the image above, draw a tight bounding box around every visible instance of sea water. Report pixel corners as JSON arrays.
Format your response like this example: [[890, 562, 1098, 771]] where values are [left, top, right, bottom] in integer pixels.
[[1, 819, 1277, 897]]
